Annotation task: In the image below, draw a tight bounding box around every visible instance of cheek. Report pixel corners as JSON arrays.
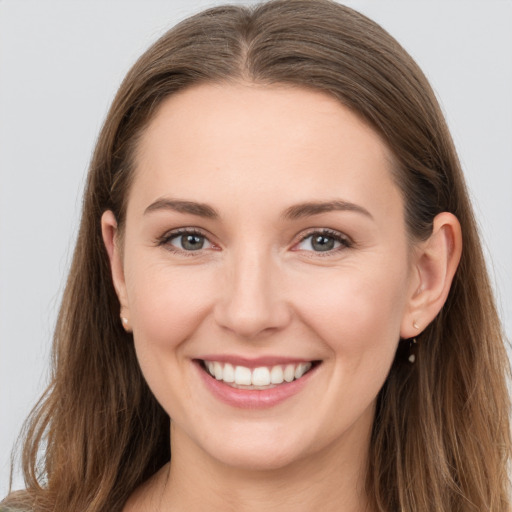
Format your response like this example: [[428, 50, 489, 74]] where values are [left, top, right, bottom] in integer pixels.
[[294, 260, 409, 359], [126, 260, 215, 355], [290, 261, 410, 436], [124, 261, 217, 416]]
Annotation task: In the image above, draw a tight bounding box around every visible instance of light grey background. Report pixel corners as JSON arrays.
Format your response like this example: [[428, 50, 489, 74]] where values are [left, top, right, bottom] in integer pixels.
[[1, 0, 511, 495]]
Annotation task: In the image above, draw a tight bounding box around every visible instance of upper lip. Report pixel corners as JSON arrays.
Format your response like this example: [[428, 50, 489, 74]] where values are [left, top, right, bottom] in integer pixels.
[[196, 355, 318, 368]]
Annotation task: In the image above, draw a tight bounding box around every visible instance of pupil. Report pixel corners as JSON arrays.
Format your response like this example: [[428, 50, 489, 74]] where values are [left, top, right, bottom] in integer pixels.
[[182, 234, 204, 250], [312, 235, 334, 251]]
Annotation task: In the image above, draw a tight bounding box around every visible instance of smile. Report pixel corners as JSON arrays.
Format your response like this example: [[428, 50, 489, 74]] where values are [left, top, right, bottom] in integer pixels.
[[202, 360, 313, 389], [195, 356, 321, 408]]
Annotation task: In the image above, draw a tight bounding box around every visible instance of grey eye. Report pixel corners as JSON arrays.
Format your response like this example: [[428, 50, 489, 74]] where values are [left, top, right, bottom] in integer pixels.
[[310, 234, 337, 251], [296, 232, 346, 252], [171, 233, 209, 251]]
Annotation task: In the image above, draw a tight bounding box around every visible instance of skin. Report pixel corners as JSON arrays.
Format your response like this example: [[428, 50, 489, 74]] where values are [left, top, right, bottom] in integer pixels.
[[102, 83, 462, 511]]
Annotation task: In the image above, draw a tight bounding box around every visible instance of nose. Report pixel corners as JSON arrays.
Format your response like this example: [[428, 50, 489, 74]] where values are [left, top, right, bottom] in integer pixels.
[[214, 246, 292, 339]]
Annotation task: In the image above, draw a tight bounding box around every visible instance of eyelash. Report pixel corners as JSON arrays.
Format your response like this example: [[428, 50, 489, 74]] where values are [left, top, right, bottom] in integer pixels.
[[294, 228, 353, 257], [156, 228, 214, 257], [156, 227, 353, 256]]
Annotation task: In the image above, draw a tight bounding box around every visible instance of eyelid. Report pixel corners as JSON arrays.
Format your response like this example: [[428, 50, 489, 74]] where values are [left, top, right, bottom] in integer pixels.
[[155, 226, 352, 256], [156, 227, 218, 255], [291, 228, 353, 254]]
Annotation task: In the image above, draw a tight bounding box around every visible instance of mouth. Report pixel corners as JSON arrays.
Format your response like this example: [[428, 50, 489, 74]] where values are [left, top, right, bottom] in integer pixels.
[[198, 359, 320, 390]]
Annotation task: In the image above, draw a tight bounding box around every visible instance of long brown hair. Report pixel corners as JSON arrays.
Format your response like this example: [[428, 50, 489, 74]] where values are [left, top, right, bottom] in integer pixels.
[[3, 1, 510, 511]]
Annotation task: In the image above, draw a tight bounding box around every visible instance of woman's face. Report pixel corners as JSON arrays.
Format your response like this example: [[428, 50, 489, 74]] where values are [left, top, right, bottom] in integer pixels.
[[105, 83, 419, 471]]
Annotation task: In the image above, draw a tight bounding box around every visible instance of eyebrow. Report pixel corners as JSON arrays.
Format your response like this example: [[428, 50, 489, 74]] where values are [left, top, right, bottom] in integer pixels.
[[144, 198, 372, 221], [282, 200, 373, 220], [144, 199, 219, 219]]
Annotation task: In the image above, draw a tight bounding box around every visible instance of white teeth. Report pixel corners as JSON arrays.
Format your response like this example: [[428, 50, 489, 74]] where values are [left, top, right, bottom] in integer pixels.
[[234, 365, 252, 386], [252, 367, 270, 386], [214, 361, 223, 380], [223, 363, 235, 383], [270, 365, 284, 384], [284, 364, 295, 383], [295, 362, 311, 379], [204, 360, 313, 387]]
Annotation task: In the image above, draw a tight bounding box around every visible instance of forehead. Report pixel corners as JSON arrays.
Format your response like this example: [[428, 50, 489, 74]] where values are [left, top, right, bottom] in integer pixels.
[[131, 83, 401, 221]]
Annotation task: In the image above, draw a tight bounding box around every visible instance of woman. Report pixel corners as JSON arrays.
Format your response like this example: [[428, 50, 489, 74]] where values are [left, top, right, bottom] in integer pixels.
[[2, 0, 510, 511]]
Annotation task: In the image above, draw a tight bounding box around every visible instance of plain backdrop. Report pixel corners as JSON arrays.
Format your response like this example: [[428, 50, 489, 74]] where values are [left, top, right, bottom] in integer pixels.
[[1, 0, 511, 495]]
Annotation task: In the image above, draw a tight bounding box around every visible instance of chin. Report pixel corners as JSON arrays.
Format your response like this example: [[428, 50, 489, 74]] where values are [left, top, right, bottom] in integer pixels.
[[179, 420, 315, 473], [208, 440, 308, 472]]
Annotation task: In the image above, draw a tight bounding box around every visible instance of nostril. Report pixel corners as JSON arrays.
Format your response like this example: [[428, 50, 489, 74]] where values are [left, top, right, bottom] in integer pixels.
[[214, 295, 292, 340]]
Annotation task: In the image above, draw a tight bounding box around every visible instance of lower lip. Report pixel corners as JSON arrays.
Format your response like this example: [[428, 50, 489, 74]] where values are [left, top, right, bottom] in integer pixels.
[[195, 361, 318, 409]]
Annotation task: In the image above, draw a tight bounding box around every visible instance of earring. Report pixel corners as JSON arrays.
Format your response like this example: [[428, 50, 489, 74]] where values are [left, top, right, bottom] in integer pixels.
[[413, 320, 420, 330], [120, 314, 131, 332], [408, 338, 417, 363]]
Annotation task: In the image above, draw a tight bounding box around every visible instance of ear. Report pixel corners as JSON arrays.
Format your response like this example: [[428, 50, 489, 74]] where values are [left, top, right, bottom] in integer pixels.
[[101, 210, 131, 328], [400, 212, 462, 338]]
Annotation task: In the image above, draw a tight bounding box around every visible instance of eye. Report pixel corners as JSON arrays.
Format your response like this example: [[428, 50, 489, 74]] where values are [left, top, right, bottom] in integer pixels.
[[171, 233, 211, 251], [294, 229, 351, 253], [158, 229, 214, 253]]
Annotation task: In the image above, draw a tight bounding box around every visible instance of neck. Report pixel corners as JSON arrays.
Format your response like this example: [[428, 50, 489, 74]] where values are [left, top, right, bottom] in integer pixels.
[[144, 420, 373, 512]]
